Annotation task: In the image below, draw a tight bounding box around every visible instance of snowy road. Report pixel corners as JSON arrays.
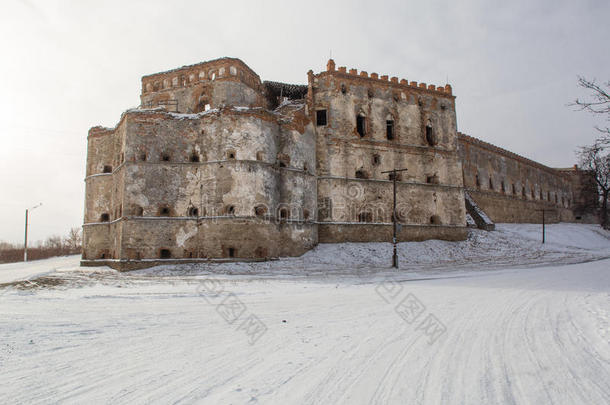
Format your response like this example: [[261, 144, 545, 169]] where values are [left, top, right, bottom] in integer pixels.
[[0, 224, 609, 404]]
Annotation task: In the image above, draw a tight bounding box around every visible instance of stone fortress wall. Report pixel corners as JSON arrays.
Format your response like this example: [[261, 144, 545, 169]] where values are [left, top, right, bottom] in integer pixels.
[[82, 57, 596, 269], [458, 133, 576, 223], [311, 60, 467, 243]]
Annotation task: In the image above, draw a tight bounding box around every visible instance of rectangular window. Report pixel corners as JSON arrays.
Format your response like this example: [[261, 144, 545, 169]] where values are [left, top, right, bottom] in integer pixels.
[[316, 110, 327, 126], [357, 115, 366, 137], [386, 120, 394, 140]]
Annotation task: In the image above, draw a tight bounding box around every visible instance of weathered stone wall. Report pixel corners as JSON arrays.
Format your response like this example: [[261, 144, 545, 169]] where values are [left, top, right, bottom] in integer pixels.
[[84, 99, 317, 263], [458, 133, 574, 223], [311, 61, 467, 242], [140, 58, 264, 112], [83, 56, 596, 269]]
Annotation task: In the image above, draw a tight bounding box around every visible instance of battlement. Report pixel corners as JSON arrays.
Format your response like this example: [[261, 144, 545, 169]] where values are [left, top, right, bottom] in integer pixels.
[[458, 132, 567, 178], [141, 57, 262, 95], [321, 59, 453, 97]]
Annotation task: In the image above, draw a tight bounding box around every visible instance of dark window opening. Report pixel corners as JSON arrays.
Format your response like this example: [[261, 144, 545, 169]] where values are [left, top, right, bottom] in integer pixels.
[[489, 178, 494, 191], [188, 207, 199, 216], [388, 172, 402, 181], [358, 212, 373, 222], [279, 161, 286, 168], [316, 110, 327, 126], [255, 247, 267, 258], [227, 151, 236, 160], [341, 84, 347, 94], [103, 165, 112, 173], [190, 154, 200, 163], [386, 120, 394, 140], [512, 184, 516, 194], [475, 175, 481, 188], [355, 169, 368, 179], [576, 216, 582, 220], [100, 253, 106, 259], [135, 206, 144, 216], [226, 205, 235, 215], [228, 247, 236, 258], [372, 154, 381, 166], [159, 206, 170, 216], [501, 181, 506, 193], [367, 89, 374, 98], [161, 153, 170, 162], [356, 115, 366, 137], [254, 205, 267, 217], [279, 208, 289, 220], [160, 249, 171, 259], [140, 153, 147, 161], [522, 187, 526, 197], [430, 215, 441, 225], [425, 125, 436, 146], [547, 191, 551, 201], [303, 209, 310, 220], [426, 174, 439, 184], [100, 213, 110, 222], [555, 195, 558, 204], [120, 153, 124, 164]]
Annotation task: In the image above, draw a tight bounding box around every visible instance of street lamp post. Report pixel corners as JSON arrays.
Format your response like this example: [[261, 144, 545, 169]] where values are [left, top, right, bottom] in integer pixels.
[[24, 203, 42, 262], [381, 168, 408, 268]]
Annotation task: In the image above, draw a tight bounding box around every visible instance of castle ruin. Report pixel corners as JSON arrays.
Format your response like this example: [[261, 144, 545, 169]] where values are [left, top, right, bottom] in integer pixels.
[[82, 57, 595, 269]]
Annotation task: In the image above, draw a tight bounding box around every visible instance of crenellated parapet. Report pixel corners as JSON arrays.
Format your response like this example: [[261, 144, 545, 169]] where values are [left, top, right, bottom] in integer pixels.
[[141, 57, 263, 95], [458, 132, 569, 179], [140, 57, 266, 113], [322, 59, 453, 97]]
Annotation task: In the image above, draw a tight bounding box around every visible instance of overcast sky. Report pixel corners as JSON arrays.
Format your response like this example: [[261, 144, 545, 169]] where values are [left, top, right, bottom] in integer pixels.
[[0, 0, 608, 244]]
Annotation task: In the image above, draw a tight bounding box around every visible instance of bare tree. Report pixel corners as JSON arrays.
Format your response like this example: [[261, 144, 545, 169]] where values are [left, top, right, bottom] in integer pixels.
[[573, 76, 610, 141], [45, 235, 64, 250], [578, 142, 610, 229], [65, 227, 82, 252]]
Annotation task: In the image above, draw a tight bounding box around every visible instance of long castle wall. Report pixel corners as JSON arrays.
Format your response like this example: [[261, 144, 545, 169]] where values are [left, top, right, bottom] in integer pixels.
[[458, 133, 574, 223]]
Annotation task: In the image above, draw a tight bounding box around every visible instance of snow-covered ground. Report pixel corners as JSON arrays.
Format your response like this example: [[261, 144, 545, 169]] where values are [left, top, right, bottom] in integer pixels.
[[0, 223, 609, 404]]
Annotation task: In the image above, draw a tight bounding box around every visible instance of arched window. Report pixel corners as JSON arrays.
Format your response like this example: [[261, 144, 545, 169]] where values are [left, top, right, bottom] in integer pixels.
[[254, 205, 267, 217], [100, 213, 110, 222], [430, 215, 441, 225], [356, 112, 366, 137], [358, 212, 373, 222], [188, 207, 199, 217], [425, 120, 436, 146], [489, 177, 494, 191], [386, 114, 395, 140]]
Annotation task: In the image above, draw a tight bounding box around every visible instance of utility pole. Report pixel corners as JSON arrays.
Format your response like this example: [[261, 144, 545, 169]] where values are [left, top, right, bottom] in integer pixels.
[[542, 209, 545, 244], [24, 203, 42, 262], [381, 168, 408, 268], [536, 208, 555, 244]]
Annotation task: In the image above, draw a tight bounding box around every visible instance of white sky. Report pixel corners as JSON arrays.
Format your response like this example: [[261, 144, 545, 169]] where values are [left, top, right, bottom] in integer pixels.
[[0, 0, 608, 244]]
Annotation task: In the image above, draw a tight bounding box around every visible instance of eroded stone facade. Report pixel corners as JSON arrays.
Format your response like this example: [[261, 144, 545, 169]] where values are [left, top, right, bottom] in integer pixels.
[[82, 57, 593, 269]]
